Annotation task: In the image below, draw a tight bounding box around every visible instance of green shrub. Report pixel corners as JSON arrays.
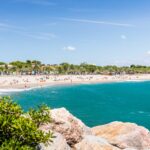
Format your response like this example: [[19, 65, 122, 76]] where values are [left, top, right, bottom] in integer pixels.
[[29, 105, 51, 127], [0, 96, 53, 150]]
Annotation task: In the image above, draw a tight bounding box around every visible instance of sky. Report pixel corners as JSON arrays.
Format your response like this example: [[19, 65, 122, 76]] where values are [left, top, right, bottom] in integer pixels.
[[1, 0, 150, 66]]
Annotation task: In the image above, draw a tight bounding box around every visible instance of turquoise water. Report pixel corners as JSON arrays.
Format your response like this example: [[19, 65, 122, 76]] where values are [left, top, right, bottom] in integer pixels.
[[7, 81, 150, 129]]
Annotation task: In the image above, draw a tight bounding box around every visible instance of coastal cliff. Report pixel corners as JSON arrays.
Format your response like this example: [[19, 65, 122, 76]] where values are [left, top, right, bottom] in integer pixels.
[[38, 108, 150, 150]]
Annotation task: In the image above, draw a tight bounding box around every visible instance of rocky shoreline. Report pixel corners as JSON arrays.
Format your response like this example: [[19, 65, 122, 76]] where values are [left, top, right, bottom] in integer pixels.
[[37, 108, 150, 150]]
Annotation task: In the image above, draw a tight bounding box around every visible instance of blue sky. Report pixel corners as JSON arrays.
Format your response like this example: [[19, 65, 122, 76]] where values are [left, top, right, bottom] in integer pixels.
[[1, 0, 150, 65]]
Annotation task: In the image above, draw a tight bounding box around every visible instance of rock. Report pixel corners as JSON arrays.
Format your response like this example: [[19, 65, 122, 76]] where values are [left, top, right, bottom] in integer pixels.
[[92, 121, 150, 150], [123, 148, 138, 150], [37, 132, 71, 150], [74, 135, 120, 150], [40, 108, 92, 146]]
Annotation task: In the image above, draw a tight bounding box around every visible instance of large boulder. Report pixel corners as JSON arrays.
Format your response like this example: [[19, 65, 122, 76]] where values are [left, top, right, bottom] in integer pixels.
[[37, 132, 71, 150], [74, 135, 120, 150], [92, 121, 150, 150], [40, 108, 92, 146]]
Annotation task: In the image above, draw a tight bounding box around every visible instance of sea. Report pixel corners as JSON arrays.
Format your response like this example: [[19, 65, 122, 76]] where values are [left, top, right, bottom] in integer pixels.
[[1, 81, 150, 129]]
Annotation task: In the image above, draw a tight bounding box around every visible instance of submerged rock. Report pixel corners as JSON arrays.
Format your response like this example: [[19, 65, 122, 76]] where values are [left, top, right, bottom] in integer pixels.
[[74, 135, 120, 150], [92, 121, 150, 150], [37, 132, 71, 150]]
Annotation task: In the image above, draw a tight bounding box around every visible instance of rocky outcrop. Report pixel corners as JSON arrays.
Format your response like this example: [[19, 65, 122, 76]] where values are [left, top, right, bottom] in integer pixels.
[[92, 121, 150, 150], [37, 132, 71, 150], [74, 135, 120, 150], [39, 108, 150, 150], [40, 108, 92, 147], [51, 108, 92, 146]]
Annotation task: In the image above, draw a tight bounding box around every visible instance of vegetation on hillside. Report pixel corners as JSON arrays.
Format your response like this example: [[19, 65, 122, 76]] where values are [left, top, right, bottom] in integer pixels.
[[0, 60, 150, 75], [0, 96, 53, 150]]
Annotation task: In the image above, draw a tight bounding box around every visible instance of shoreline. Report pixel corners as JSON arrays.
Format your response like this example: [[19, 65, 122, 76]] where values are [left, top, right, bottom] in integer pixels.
[[0, 74, 150, 93]]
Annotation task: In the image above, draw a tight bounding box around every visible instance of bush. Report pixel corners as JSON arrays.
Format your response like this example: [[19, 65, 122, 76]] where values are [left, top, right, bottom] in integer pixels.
[[0, 96, 53, 150], [29, 105, 51, 127]]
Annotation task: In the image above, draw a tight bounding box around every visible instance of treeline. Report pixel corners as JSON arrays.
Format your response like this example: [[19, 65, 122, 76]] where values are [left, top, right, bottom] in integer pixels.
[[0, 60, 150, 75]]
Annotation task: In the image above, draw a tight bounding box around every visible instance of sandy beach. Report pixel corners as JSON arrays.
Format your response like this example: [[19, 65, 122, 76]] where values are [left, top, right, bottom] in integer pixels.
[[0, 74, 150, 91]]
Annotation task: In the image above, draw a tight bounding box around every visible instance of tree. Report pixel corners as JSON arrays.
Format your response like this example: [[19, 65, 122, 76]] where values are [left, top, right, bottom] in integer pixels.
[[60, 63, 70, 74], [0, 62, 6, 65], [32, 60, 42, 66]]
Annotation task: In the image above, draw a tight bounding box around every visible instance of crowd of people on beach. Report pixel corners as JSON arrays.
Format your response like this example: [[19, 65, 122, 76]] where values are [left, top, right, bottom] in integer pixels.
[[0, 74, 149, 89]]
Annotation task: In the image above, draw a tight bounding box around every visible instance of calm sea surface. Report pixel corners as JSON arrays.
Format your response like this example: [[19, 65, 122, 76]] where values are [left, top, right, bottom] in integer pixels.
[[6, 81, 150, 128]]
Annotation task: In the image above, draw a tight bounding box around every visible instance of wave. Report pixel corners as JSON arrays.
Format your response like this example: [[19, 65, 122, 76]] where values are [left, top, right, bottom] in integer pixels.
[[0, 85, 51, 95], [117, 79, 149, 83], [0, 88, 32, 94], [125, 80, 146, 82]]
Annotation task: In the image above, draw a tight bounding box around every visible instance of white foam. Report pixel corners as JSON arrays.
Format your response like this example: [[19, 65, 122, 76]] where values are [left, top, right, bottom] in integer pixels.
[[124, 79, 148, 82], [131, 80, 143, 82], [0, 85, 49, 95], [0, 88, 31, 94]]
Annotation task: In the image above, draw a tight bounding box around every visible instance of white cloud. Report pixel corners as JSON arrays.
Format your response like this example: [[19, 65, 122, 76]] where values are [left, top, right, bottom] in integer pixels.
[[121, 35, 127, 40], [0, 21, 57, 41], [60, 18, 135, 27], [147, 51, 150, 55], [14, 0, 56, 6], [0, 20, 56, 40], [0, 22, 24, 30], [17, 32, 57, 40], [63, 46, 76, 51]]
